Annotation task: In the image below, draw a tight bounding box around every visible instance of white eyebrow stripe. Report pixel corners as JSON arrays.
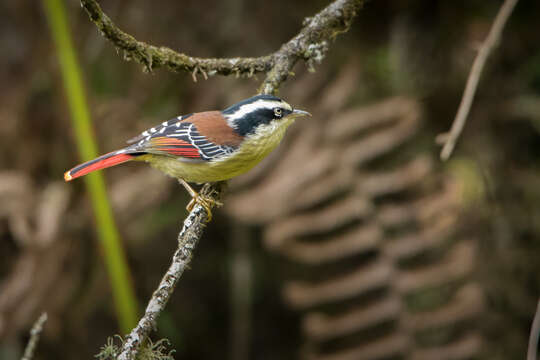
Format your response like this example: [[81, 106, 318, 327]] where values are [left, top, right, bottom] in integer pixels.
[[224, 99, 283, 123]]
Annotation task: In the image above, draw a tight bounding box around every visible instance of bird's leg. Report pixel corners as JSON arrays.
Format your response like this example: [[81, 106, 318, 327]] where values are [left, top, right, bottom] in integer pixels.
[[178, 179, 218, 222]]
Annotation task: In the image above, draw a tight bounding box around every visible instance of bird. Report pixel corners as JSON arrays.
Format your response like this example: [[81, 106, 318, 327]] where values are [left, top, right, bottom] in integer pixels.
[[64, 94, 311, 221]]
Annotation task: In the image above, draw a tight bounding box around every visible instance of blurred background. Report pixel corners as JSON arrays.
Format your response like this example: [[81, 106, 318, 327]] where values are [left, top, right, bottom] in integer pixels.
[[0, 0, 539, 359]]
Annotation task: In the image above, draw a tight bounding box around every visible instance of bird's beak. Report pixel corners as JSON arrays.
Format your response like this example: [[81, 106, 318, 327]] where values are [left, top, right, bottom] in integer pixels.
[[292, 109, 311, 118]]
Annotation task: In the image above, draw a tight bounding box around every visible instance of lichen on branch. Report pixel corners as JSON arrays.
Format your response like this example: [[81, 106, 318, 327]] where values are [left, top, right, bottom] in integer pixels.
[[80, 0, 362, 87], [80, 0, 273, 76]]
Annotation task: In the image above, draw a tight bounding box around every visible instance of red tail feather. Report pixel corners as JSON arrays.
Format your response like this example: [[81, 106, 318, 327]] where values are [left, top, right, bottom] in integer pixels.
[[64, 151, 135, 181]]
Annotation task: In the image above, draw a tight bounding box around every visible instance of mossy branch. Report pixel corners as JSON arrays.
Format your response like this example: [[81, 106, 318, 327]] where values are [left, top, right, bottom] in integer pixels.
[[80, 0, 362, 89], [259, 0, 362, 94], [80, 1, 365, 359]]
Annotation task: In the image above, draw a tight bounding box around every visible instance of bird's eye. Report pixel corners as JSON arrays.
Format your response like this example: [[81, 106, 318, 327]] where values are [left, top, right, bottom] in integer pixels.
[[273, 108, 283, 118]]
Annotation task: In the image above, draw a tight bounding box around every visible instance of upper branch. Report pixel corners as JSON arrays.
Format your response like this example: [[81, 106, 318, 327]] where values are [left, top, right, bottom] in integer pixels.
[[80, 0, 362, 87], [260, 0, 363, 94], [80, 0, 273, 76]]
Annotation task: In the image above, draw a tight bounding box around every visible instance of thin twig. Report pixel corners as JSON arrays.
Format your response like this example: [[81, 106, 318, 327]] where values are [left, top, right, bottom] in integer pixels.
[[21, 313, 48, 360], [83, 1, 364, 359], [528, 300, 540, 360], [438, 0, 519, 161]]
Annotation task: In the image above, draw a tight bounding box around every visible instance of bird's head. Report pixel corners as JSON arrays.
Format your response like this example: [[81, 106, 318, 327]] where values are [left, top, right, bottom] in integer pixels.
[[222, 94, 310, 137]]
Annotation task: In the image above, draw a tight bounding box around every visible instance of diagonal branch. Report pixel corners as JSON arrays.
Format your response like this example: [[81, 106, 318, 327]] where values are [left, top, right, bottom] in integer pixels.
[[437, 0, 519, 161], [80, 1, 365, 359], [21, 313, 48, 360], [258, 0, 362, 94], [117, 183, 225, 360]]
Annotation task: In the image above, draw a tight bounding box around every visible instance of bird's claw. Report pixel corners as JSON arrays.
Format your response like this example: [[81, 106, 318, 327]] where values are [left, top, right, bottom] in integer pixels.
[[186, 194, 220, 222]]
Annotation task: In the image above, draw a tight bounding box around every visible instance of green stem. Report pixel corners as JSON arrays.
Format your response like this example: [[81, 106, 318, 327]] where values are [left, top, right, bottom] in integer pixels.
[[43, 0, 138, 333]]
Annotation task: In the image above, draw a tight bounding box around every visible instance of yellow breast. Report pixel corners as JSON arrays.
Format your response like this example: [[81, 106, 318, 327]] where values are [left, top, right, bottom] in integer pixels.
[[140, 118, 295, 183]]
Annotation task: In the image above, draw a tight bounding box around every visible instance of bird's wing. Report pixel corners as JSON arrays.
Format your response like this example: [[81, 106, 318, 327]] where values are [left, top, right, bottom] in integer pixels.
[[126, 114, 194, 144], [129, 118, 237, 162]]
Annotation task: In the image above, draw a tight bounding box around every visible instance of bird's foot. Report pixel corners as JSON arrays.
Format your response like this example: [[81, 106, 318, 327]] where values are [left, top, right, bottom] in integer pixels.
[[186, 193, 221, 222], [179, 179, 222, 222]]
